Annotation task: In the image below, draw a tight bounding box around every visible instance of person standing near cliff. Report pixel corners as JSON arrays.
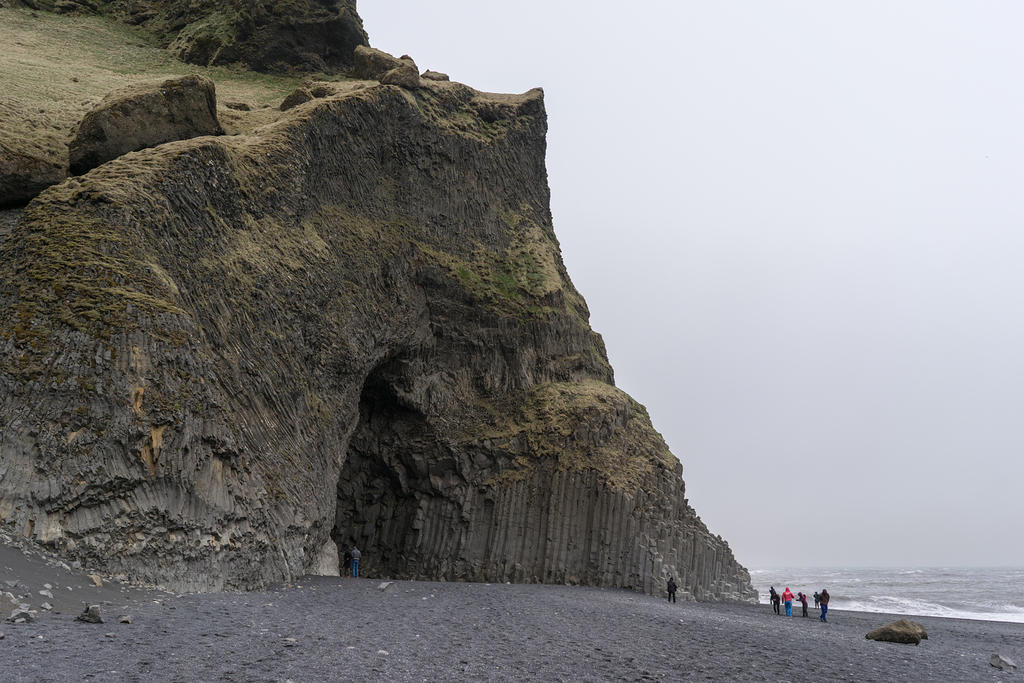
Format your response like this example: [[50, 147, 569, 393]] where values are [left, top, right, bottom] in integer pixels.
[[667, 577, 678, 603], [769, 586, 781, 615], [782, 587, 795, 616], [798, 591, 809, 617], [350, 546, 361, 578], [819, 588, 830, 622]]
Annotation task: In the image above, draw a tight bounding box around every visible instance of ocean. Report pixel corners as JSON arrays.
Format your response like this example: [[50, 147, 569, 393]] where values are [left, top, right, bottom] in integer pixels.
[[751, 567, 1024, 623]]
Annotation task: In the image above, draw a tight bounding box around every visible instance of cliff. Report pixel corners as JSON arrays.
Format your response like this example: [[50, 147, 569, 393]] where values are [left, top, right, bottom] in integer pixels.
[[0, 7, 756, 602]]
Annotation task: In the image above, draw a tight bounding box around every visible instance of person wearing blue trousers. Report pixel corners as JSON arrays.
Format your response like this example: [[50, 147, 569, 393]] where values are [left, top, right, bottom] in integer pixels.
[[782, 587, 795, 616], [350, 546, 361, 577]]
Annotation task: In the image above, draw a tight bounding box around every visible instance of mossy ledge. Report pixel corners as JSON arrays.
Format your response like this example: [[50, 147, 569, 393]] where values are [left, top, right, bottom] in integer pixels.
[[0, 72, 754, 601]]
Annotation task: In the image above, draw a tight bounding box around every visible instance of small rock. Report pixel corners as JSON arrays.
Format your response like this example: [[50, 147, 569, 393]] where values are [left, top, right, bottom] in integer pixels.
[[283, 637, 297, 647], [377, 649, 389, 656], [0, 632, 4, 639], [991, 654, 1018, 671], [280, 88, 313, 111], [118, 615, 131, 624], [104, 632, 115, 638], [39, 590, 53, 599], [88, 575, 103, 588], [377, 581, 395, 592], [43, 584, 52, 590], [421, 70, 450, 82], [224, 101, 251, 111], [4, 581, 17, 589], [75, 604, 103, 624], [41, 603, 52, 611], [72, 561, 82, 570], [7, 609, 34, 623]]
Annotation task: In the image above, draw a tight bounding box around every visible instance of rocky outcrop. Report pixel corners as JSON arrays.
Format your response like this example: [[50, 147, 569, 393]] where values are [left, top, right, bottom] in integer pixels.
[[422, 70, 450, 82], [352, 46, 413, 81], [380, 64, 421, 89], [7, 0, 368, 73], [0, 146, 65, 208], [68, 75, 223, 175], [0, 75, 754, 601], [866, 619, 929, 645]]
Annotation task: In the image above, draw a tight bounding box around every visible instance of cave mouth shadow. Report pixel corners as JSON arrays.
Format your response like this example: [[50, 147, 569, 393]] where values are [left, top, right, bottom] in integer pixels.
[[332, 358, 444, 579]]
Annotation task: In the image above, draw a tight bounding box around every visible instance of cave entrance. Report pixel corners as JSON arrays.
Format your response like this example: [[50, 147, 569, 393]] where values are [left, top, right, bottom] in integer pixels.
[[333, 358, 451, 579]]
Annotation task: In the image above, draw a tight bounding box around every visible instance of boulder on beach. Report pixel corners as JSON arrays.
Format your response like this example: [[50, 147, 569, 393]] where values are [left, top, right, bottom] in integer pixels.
[[68, 74, 224, 175], [991, 653, 1018, 671], [865, 618, 928, 645], [75, 604, 103, 624]]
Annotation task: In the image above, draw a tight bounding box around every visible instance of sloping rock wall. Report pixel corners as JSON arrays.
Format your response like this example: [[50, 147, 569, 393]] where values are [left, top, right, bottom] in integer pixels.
[[0, 78, 754, 600]]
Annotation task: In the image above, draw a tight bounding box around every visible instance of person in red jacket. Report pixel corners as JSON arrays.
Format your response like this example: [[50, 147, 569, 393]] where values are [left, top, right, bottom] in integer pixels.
[[782, 587, 795, 616]]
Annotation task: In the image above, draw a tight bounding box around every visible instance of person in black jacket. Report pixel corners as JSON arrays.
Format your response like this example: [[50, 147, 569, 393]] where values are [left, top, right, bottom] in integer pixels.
[[667, 577, 678, 603], [769, 586, 781, 615], [798, 591, 809, 617], [819, 588, 830, 622]]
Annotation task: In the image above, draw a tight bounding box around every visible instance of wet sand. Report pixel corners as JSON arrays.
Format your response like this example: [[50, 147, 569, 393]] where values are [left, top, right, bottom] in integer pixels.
[[1, 539, 1022, 681]]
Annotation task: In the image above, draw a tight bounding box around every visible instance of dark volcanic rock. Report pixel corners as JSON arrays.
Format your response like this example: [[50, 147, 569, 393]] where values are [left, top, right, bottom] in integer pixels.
[[0, 144, 65, 207], [68, 74, 224, 175], [379, 64, 421, 89], [13, 0, 369, 73], [991, 653, 1018, 671], [352, 45, 413, 80], [75, 604, 103, 623], [866, 618, 928, 645], [0, 80, 754, 602], [279, 87, 314, 111], [422, 70, 450, 82]]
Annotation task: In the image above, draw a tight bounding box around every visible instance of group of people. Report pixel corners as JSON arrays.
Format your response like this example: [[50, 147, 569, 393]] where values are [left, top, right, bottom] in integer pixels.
[[768, 586, 830, 622], [663, 579, 829, 623]]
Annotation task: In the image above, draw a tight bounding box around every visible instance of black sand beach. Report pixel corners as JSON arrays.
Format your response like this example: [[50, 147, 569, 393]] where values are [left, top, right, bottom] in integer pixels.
[[1, 540, 1022, 681]]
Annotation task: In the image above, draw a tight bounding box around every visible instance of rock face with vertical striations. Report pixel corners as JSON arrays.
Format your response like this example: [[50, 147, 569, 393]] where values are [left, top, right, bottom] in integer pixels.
[[0, 9, 755, 603]]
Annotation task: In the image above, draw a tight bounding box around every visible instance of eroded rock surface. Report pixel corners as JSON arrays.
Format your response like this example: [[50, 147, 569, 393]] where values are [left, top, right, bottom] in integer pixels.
[[0, 145, 65, 208], [0, 77, 754, 601], [68, 74, 224, 175], [6, 0, 368, 73]]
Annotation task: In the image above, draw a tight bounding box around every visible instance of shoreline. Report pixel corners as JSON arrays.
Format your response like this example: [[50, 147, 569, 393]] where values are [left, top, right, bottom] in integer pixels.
[[2, 542, 1023, 682]]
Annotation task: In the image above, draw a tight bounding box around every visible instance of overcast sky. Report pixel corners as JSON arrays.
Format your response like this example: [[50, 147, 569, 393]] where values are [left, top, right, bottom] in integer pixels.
[[359, 1, 1024, 569]]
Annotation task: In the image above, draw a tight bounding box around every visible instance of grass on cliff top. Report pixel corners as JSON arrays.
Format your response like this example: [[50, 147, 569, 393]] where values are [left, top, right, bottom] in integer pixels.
[[476, 379, 678, 491], [0, 7, 314, 167]]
